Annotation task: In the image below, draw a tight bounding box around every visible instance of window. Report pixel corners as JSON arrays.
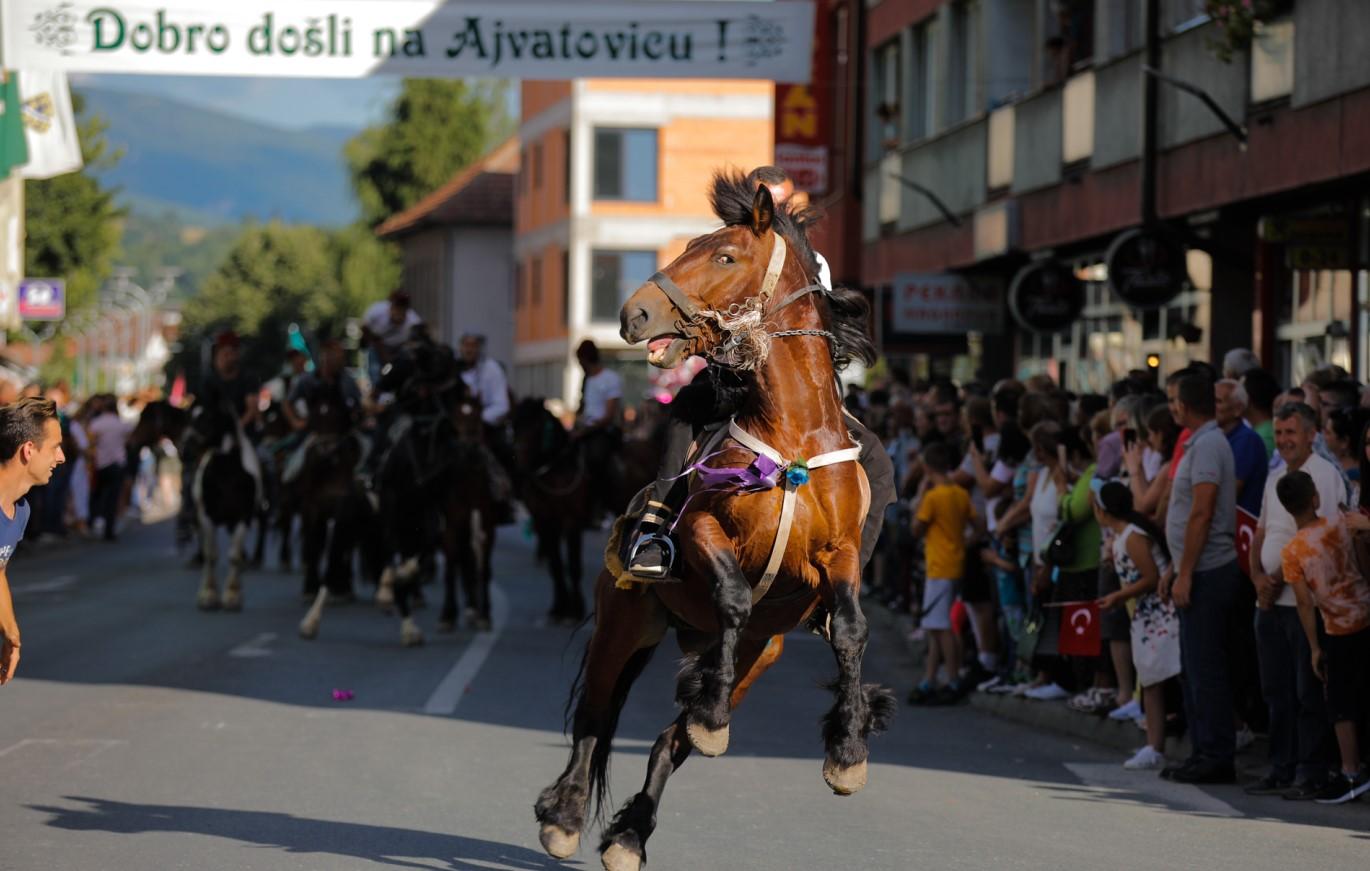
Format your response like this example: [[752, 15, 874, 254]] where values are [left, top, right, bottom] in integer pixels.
[[908, 18, 936, 141], [593, 129, 658, 201], [533, 143, 544, 189], [871, 38, 901, 156], [563, 130, 572, 204], [531, 256, 543, 307], [945, 0, 982, 126], [591, 250, 657, 322]]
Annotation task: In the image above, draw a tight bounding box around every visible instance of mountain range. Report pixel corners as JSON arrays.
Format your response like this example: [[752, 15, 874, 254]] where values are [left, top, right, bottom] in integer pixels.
[[78, 87, 360, 225]]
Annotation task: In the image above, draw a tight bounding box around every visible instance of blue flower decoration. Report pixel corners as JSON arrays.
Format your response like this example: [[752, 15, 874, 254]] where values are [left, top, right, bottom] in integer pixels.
[[785, 460, 810, 487]]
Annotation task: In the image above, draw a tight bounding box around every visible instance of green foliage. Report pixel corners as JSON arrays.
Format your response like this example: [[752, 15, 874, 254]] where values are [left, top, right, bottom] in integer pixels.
[[346, 78, 514, 227], [172, 220, 400, 389], [23, 91, 124, 316], [118, 210, 242, 301]]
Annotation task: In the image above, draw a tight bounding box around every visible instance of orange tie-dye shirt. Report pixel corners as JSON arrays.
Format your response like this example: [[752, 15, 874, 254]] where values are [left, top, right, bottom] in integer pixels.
[[1281, 517, 1370, 636]]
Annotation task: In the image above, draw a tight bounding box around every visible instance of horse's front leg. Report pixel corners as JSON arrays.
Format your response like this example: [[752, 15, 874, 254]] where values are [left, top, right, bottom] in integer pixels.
[[676, 516, 751, 757], [821, 562, 895, 795], [196, 517, 220, 611], [222, 522, 249, 611]]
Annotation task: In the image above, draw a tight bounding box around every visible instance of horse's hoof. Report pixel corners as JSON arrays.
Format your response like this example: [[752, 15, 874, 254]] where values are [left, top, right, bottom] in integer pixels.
[[197, 589, 220, 611], [375, 577, 395, 612], [822, 758, 867, 796], [685, 719, 729, 757], [299, 618, 320, 640], [400, 619, 424, 647], [222, 590, 243, 612], [539, 824, 579, 859], [601, 839, 642, 871]]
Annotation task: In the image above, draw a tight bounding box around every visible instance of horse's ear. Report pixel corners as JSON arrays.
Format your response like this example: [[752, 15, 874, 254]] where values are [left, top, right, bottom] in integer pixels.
[[751, 184, 774, 237]]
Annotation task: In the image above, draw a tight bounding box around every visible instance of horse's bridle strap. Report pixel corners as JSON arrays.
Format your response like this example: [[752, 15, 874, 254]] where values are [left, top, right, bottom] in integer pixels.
[[651, 232, 789, 322], [649, 271, 700, 321]]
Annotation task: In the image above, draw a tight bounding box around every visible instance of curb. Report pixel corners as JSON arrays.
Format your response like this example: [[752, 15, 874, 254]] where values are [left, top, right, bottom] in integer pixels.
[[865, 596, 1269, 773]]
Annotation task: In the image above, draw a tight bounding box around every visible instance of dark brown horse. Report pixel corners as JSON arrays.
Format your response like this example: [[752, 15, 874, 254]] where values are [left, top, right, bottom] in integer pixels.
[[534, 174, 892, 871]]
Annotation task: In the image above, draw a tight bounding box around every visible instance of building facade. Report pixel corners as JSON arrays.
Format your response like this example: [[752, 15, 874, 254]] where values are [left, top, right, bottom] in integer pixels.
[[513, 79, 774, 413], [376, 138, 518, 370], [850, 0, 1370, 389]]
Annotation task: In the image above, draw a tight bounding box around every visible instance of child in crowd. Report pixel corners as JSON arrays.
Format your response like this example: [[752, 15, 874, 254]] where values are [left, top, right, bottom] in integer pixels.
[[1276, 471, 1370, 804], [908, 442, 984, 705], [979, 499, 1027, 691], [1093, 480, 1181, 771]]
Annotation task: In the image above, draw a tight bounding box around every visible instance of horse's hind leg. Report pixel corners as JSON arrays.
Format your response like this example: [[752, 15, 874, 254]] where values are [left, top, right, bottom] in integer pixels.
[[196, 520, 220, 611], [821, 576, 895, 796], [222, 522, 249, 612], [535, 571, 667, 860], [675, 516, 752, 757], [600, 635, 783, 871]]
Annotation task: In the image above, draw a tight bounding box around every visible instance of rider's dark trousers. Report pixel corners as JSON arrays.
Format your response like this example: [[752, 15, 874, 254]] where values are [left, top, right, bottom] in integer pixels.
[[648, 415, 894, 571], [92, 462, 124, 541]]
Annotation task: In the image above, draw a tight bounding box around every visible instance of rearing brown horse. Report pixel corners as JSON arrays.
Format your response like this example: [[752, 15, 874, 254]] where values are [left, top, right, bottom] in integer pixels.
[[535, 173, 893, 871]]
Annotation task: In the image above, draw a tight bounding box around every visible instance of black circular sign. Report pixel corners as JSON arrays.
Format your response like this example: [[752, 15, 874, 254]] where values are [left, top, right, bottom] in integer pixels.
[[1106, 227, 1189, 309], [1009, 260, 1084, 334]]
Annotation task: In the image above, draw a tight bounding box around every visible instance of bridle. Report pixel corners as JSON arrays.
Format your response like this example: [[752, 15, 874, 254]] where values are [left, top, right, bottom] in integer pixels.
[[647, 230, 836, 368]]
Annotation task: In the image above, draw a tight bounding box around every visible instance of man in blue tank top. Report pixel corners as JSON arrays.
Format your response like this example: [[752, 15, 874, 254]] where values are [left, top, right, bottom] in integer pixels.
[[0, 397, 67, 685]]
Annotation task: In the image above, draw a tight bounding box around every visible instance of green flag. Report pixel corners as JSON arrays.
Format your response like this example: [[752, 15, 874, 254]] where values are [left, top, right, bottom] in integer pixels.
[[0, 74, 30, 180]]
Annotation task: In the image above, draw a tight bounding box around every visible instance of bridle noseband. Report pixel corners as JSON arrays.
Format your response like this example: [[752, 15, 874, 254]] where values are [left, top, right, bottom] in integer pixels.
[[647, 231, 836, 368]]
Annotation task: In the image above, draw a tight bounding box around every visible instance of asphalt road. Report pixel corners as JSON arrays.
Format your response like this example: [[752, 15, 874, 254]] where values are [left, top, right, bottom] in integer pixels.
[[1, 518, 1366, 871]]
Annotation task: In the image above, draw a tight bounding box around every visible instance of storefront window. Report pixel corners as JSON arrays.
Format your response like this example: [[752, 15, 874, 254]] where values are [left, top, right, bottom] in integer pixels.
[[1277, 268, 1355, 384]]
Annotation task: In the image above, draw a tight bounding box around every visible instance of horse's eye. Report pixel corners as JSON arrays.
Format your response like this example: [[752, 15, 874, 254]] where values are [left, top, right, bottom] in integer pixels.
[[714, 253, 735, 266]]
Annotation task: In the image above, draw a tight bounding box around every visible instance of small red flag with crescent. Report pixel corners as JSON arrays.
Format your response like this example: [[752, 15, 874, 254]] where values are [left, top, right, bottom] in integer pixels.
[[1058, 600, 1101, 657], [1236, 506, 1258, 576]]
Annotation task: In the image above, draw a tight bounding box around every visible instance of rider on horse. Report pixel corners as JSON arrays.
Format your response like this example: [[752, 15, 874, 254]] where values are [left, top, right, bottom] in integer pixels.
[[281, 338, 367, 483], [572, 339, 624, 523], [191, 330, 264, 508], [624, 166, 895, 581], [457, 333, 515, 514]]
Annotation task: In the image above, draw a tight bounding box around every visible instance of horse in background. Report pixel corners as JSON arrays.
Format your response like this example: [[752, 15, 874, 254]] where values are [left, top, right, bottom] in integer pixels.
[[188, 400, 257, 611]]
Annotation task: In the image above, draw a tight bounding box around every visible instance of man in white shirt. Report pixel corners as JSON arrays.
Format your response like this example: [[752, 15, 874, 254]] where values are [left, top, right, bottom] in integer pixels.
[[362, 291, 423, 384], [459, 334, 511, 426], [1247, 401, 1340, 797], [459, 333, 515, 515], [574, 339, 623, 521]]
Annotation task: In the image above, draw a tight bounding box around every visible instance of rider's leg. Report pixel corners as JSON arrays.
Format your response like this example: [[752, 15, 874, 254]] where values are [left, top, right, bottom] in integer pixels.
[[626, 419, 694, 580], [846, 415, 896, 572], [238, 432, 265, 508]]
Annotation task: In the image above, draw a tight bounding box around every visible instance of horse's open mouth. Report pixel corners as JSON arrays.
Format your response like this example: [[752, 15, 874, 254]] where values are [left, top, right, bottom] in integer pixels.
[[646, 334, 691, 368]]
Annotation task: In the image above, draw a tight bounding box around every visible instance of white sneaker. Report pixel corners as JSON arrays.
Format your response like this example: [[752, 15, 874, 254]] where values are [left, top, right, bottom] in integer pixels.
[[1235, 725, 1256, 752], [976, 675, 1004, 693], [1025, 682, 1069, 701], [1109, 699, 1143, 721], [1123, 745, 1166, 770]]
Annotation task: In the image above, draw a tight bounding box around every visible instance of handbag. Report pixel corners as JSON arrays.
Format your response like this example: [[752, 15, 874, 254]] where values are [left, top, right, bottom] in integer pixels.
[[1044, 515, 1076, 566]]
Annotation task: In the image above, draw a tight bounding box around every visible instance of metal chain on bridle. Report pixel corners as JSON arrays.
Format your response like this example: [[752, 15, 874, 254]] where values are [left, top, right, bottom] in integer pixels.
[[648, 231, 837, 372]]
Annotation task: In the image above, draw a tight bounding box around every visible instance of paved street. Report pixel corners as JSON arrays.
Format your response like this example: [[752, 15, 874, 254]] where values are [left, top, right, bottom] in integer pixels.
[[1, 519, 1366, 871]]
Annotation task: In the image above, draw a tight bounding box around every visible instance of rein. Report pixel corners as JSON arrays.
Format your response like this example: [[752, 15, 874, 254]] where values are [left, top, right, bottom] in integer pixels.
[[648, 232, 836, 371]]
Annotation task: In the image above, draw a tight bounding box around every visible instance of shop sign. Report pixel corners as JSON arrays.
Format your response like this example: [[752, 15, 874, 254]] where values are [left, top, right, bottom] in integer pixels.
[[2, 0, 816, 81], [1105, 227, 1188, 310], [891, 273, 1003, 336], [18, 277, 65, 320], [1008, 260, 1083, 334], [773, 6, 829, 193]]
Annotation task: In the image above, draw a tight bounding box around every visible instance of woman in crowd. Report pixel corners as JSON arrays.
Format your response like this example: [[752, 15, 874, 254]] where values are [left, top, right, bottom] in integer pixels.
[[1124, 402, 1180, 523], [1324, 406, 1365, 507]]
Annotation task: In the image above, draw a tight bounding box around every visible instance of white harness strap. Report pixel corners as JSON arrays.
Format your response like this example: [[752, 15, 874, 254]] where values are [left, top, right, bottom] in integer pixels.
[[757, 234, 788, 302], [724, 419, 862, 604]]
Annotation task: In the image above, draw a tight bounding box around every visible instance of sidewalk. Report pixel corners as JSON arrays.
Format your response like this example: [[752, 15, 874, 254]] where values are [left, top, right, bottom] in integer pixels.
[[864, 595, 1269, 774]]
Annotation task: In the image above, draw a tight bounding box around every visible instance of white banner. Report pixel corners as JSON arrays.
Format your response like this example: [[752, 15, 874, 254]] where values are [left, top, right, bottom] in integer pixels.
[[1, 0, 815, 81], [891, 272, 1004, 336], [17, 70, 83, 179]]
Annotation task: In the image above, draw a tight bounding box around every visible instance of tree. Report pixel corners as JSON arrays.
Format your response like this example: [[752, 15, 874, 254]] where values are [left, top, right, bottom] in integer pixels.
[[346, 79, 513, 227], [24, 91, 124, 316]]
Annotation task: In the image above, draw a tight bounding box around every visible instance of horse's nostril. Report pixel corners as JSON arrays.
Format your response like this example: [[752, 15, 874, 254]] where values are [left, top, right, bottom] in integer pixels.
[[621, 306, 648, 341]]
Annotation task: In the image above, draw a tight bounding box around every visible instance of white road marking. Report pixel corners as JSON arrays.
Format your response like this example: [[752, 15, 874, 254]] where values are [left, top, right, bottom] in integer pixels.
[[0, 738, 127, 762], [12, 574, 77, 595], [423, 584, 509, 715], [228, 632, 277, 658], [1065, 762, 1243, 818]]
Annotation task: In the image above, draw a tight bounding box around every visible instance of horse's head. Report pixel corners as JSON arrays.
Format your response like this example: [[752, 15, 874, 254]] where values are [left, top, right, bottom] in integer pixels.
[[131, 400, 189, 450], [621, 174, 811, 371], [451, 384, 484, 445], [190, 400, 239, 454], [511, 398, 563, 469]]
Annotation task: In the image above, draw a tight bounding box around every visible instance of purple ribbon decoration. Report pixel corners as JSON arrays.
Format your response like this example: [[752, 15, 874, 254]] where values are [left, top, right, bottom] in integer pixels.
[[668, 451, 783, 532]]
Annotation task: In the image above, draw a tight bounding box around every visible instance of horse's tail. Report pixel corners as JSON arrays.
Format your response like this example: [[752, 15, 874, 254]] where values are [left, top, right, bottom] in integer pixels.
[[565, 637, 658, 823]]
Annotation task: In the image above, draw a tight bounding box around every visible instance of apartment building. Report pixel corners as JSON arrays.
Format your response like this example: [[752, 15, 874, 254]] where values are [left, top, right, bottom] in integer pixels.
[[513, 79, 774, 412], [844, 0, 1370, 389]]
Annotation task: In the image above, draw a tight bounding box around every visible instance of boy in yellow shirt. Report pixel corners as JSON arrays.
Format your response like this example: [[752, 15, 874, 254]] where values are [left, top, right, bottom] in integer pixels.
[[908, 442, 983, 704]]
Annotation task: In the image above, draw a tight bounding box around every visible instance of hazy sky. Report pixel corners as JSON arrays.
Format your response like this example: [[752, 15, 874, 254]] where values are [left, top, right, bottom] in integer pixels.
[[72, 74, 406, 130]]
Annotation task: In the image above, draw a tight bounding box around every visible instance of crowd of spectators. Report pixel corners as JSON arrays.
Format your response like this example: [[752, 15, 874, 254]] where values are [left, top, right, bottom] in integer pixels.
[[850, 351, 1370, 804], [0, 380, 170, 546]]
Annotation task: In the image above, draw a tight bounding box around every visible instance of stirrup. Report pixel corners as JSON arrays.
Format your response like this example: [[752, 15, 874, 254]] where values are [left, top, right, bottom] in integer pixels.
[[627, 532, 678, 581]]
